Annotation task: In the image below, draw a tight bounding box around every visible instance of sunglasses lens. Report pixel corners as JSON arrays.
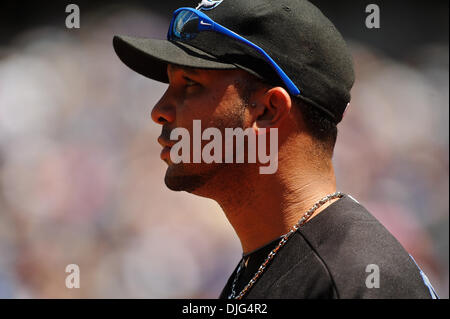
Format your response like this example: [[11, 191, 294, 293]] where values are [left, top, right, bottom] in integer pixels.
[[172, 10, 200, 40]]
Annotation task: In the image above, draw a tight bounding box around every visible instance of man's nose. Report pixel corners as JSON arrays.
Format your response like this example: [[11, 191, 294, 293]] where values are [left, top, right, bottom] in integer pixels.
[[151, 90, 176, 125]]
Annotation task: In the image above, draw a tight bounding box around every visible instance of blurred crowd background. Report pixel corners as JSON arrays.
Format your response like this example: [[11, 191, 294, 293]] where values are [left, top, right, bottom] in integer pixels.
[[0, 1, 448, 298]]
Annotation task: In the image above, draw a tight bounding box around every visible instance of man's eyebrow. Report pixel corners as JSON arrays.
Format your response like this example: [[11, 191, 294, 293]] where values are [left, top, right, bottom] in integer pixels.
[[167, 64, 199, 77]]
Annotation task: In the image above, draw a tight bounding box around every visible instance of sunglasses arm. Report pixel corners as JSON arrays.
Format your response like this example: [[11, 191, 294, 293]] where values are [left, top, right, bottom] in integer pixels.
[[212, 23, 301, 96]]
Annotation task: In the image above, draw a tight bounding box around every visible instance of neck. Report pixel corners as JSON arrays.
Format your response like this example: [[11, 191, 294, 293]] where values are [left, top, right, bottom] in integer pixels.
[[215, 162, 338, 254]]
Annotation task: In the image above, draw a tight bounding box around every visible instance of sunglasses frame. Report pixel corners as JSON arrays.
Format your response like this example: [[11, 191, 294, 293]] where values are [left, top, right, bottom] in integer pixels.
[[167, 7, 301, 96]]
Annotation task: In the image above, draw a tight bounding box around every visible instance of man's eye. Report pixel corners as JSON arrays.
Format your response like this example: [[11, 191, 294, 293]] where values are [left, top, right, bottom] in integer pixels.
[[183, 76, 198, 87]]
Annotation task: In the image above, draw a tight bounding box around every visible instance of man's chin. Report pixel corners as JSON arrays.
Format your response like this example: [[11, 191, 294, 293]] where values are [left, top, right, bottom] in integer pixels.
[[164, 164, 215, 193]]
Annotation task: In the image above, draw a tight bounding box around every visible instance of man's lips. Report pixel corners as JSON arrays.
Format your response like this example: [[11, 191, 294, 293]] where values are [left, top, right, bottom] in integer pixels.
[[160, 146, 171, 161], [158, 136, 175, 161], [157, 135, 174, 148]]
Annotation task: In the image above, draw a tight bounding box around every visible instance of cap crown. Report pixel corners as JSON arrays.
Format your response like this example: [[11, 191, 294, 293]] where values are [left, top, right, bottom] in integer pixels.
[[185, 0, 355, 123]]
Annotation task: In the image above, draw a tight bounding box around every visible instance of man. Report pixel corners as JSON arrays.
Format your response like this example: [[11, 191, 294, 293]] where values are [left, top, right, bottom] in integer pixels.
[[113, 0, 438, 298]]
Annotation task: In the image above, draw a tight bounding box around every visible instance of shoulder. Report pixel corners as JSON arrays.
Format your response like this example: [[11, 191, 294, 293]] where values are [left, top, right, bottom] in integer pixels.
[[296, 194, 435, 298]]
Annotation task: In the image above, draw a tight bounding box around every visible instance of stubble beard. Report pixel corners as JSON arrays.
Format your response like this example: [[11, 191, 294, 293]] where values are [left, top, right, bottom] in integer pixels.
[[163, 100, 247, 194], [164, 163, 218, 193]]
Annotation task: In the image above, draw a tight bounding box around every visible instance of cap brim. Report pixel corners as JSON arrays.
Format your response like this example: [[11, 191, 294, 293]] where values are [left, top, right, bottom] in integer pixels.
[[113, 35, 237, 83]]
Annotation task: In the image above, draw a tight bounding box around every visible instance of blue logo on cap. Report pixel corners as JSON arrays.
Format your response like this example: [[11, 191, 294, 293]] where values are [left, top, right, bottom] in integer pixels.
[[196, 0, 223, 11]]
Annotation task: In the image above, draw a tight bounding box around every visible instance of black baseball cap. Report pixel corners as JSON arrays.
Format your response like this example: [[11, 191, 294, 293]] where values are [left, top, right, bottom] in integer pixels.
[[113, 0, 355, 124]]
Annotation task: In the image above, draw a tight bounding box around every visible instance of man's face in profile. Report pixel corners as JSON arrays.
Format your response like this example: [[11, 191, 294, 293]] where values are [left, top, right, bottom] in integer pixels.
[[151, 64, 252, 193]]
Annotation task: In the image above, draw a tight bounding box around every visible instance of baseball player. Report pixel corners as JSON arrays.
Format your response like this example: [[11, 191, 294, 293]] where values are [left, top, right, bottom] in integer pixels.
[[113, 0, 438, 299]]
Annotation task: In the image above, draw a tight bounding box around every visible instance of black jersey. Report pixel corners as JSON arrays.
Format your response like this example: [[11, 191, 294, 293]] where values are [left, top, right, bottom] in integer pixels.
[[220, 194, 438, 299]]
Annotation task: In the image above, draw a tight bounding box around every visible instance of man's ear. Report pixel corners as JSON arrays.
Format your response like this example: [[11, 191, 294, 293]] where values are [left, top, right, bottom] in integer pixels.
[[251, 87, 292, 134]]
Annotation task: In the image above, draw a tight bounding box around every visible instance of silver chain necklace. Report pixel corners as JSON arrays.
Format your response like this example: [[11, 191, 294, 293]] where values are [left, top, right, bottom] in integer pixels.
[[228, 192, 344, 299]]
